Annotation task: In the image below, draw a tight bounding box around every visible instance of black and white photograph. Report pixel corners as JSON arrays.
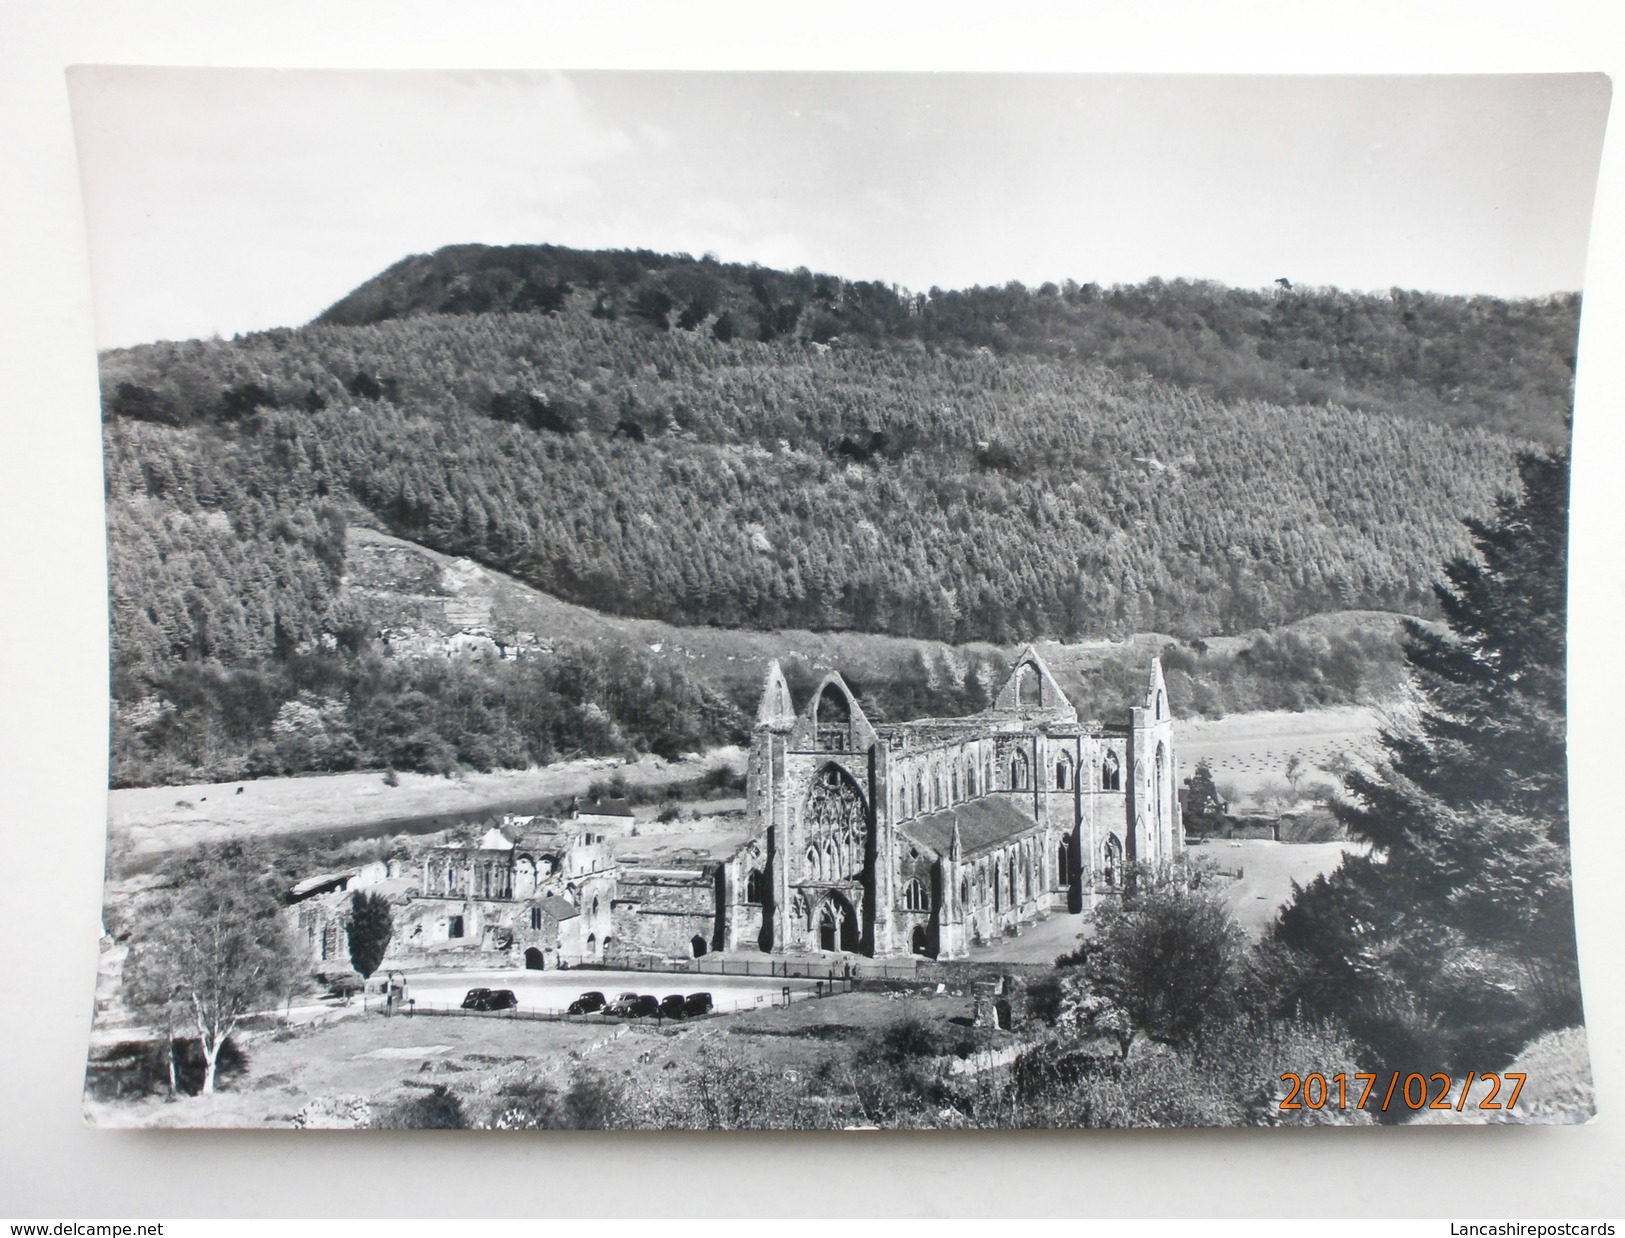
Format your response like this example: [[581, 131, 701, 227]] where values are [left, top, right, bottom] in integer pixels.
[[66, 67, 1607, 1132]]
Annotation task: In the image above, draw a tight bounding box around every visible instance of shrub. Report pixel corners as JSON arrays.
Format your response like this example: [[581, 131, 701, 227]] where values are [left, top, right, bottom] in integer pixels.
[[375, 1085, 467, 1129]]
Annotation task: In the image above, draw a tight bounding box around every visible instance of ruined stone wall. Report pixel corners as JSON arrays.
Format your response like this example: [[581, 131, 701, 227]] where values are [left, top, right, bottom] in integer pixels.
[[610, 870, 719, 958]]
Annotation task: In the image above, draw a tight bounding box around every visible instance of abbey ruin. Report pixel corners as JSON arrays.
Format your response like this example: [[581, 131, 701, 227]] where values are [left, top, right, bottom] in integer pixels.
[[289, 649, 1182, 968]]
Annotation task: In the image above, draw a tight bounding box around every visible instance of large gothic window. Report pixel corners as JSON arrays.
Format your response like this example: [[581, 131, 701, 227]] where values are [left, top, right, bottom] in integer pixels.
[[803, 764, 868, 882]]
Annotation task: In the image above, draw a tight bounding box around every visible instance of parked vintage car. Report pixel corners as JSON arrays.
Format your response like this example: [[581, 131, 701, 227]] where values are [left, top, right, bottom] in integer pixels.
[[659, 995, 687, 1020], [567, 991, 608, 1015], [683, 992, 714, 1016], [461, 988, 518, 1012]]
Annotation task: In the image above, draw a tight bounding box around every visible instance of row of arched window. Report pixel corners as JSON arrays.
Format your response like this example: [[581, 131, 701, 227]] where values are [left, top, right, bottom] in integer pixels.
[[895, 746, 1123, 816], [955, 837, 1045, 915]]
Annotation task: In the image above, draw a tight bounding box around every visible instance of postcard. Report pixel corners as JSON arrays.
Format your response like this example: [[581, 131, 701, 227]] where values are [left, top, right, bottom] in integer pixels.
[[71, 69, 1606, 1129]]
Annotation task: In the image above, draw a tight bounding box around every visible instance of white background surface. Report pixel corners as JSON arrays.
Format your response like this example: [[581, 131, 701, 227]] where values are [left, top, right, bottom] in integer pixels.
[[2, 0, 1623, 1219]]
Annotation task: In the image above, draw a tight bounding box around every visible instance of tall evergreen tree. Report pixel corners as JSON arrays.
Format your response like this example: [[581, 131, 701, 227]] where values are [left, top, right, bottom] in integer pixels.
[[347, 890, 394, 980], [1272, 449, 1581, 1078]]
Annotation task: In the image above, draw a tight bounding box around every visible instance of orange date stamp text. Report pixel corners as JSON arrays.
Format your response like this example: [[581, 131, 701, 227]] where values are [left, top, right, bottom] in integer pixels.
[[1277, 1071, 1526, 1113]]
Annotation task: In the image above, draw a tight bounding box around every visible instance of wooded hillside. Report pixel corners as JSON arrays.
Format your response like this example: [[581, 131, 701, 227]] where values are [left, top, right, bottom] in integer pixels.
[[98, 244, 1572, 784]]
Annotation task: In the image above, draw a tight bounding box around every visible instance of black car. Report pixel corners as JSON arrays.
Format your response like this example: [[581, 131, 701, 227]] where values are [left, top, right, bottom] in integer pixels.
[[683, 992, 714, 1016], [460, 987, 492, 1010], [483, 989, 518, 1011], [632, 995, 661, 1017], [567, 990, 607, 1015], [659, 994, 687, 1020]]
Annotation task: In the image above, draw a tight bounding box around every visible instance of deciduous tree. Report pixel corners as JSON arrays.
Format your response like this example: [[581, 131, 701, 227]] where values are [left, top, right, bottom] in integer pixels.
[[125, 852, 303, 1094]]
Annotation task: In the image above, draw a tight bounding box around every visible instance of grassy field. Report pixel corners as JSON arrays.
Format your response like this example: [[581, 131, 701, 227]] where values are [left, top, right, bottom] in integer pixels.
[[1176, 705, 1386, 803], [106, 746, 746, 866]]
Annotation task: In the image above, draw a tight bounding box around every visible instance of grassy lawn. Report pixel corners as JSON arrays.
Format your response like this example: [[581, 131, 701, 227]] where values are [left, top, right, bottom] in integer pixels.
[[1202, 838, 1364, 938], [84, 1011, 611, 1129], [83, 988, 997, 1129]]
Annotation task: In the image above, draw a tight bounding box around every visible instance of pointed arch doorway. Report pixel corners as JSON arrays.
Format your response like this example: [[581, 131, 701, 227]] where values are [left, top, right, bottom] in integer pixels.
[[814, 891, 861, 952]]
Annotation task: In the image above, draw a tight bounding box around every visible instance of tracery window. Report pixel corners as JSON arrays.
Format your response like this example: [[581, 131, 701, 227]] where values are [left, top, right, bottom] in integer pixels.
[[746, 868, 767, 904], [1102, 749, 1122, 791], [803, 764, 868, 881], [903, 877, 931, 912]]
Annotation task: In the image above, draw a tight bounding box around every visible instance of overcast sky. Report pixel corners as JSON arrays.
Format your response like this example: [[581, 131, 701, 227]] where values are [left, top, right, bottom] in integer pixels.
[[68, 69, 1611, 349]]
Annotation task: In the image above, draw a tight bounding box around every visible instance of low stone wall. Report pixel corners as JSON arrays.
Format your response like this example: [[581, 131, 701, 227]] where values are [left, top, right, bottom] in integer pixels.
[[912, 960, 1053, 985], [941, 1044, 1023, 1078], [383, 949, 523, 973]]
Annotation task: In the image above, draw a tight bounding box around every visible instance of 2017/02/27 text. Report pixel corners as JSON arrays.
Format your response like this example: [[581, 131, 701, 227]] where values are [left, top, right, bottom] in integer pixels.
[[1278, 1072, 1526, 1113]]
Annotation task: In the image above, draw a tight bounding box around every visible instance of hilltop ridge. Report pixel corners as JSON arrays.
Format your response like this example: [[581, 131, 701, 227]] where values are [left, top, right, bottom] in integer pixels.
[[315, 242, 1578, 443]]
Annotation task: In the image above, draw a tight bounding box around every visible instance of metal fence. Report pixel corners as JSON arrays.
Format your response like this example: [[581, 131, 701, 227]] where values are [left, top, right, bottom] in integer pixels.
[[387, 974, 854, 1023], [554, 955, 925, 982]]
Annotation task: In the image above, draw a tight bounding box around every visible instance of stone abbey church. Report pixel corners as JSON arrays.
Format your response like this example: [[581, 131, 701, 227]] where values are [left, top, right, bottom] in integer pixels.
[[290, 649, 1181, 968], [722, 649, 1182, 960]]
